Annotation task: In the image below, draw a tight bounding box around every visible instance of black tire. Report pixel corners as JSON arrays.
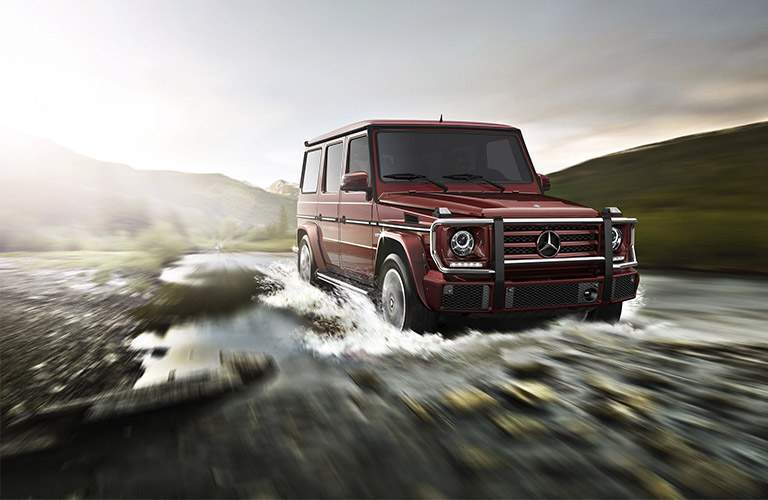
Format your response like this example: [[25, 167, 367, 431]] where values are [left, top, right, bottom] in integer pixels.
[[377, 253, 438, 333], [297, 235, 317, 285], [586, 302, 623, 324]]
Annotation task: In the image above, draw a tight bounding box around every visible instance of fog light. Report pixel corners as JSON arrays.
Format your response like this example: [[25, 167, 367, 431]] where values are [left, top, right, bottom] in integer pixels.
[[583, 288, 598, 302]]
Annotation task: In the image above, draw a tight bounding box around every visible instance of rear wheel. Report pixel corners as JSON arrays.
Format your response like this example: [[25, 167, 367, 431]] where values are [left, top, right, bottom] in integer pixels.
[[297, 235, 316, 284], [586, 302, 622, 323], [377, 254, 437, 333]]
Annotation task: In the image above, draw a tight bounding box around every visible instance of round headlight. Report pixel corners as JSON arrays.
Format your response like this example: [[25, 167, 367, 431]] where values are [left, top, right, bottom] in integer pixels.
[[450, 230, 475, 257], [611, 227, 623, 251]]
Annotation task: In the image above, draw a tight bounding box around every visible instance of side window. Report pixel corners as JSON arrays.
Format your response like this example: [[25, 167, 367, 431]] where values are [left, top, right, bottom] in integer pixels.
[[323, 142, 343, 193], [301, 149, 321, 193], [347, 136, 371, 179]]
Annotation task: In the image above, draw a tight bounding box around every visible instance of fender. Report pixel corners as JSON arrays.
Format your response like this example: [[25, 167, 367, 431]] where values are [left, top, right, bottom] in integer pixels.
[[297, 221, 330, 272], [375, 230, 430, 307]]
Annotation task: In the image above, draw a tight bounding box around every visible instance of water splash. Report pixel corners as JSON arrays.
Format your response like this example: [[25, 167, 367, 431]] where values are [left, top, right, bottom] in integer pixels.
[[257, 261, 650, 359]]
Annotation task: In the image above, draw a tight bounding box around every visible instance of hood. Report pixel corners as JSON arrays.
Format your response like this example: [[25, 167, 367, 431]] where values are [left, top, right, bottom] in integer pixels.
[[378, 191, 598, 218]]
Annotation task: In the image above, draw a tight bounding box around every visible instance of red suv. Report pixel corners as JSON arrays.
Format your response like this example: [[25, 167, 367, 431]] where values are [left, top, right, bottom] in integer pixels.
[[297, 120, 638, 331]]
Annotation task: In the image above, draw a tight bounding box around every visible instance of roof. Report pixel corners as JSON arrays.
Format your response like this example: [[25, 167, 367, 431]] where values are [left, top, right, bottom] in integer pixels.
[[304, 119, 519, 147]]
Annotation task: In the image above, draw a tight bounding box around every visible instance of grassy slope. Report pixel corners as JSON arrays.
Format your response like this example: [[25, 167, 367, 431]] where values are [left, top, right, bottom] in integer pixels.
[[0, 129, 297, 252], [549, 122, 768, 273]]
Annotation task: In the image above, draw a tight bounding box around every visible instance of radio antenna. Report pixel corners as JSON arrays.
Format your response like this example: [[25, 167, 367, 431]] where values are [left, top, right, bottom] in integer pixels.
[[439, 114, 443, 122]]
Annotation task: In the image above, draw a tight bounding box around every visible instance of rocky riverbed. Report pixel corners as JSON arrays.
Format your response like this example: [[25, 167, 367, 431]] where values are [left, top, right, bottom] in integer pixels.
[[0, 258, 155, 430], [1, 252, 767, 498]]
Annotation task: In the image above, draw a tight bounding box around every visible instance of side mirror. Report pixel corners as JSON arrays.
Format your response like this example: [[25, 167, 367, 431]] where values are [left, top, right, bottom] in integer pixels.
[[341, 172, 369, 192], [538, 174, 551, 192]]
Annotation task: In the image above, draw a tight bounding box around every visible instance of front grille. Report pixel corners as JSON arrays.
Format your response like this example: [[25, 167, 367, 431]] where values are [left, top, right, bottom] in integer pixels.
[[503, 222, 600, 259], [441, 284, 490, 310], [612, 274, 637, 301], [505, 281, 599, 309]]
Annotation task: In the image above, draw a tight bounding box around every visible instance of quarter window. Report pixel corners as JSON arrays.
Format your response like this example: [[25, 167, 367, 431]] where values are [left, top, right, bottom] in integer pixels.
[[347, 136, 370, 179], [301, 149, 321, 193], [323, 142, 343, 193]]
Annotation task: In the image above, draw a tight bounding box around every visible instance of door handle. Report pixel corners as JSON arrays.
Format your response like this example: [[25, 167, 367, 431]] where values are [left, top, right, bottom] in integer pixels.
[[316, 214, 322, 221], [340, 216, 346, 223]]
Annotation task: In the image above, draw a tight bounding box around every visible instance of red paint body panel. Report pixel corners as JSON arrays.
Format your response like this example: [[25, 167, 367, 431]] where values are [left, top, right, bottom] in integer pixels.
[[298, 120, 639, 316]]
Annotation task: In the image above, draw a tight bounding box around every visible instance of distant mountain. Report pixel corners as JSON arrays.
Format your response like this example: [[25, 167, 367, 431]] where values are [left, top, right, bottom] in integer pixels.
[[0, 129, 296, 251], [267, 179, 299, 198], [549, 121, 768, 273]]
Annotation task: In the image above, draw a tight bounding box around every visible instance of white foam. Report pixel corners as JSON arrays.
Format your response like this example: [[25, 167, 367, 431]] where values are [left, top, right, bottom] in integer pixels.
[[256, 262, 653, 360]]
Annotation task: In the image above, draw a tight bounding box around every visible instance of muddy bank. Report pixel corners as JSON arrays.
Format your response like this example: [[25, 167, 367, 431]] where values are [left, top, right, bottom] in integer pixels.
[[0, 257, 279, 431], [0, 261, 154, 429]]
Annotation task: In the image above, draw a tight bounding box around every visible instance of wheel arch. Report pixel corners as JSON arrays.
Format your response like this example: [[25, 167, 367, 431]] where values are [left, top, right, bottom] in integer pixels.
[[297, 222, 328, 272], [374, 231, 430, 308]]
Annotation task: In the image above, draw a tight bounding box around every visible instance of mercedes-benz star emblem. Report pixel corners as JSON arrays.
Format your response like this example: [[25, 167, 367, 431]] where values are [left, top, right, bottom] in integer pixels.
[[536, 230, 561, 257]]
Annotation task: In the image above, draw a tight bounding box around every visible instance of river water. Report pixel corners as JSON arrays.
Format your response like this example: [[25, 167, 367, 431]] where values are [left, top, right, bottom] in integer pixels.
[[132, 252, 768, 392]]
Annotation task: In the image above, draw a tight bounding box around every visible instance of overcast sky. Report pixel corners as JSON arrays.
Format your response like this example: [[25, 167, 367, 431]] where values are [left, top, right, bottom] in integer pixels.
[[1, 0, 766, 187]]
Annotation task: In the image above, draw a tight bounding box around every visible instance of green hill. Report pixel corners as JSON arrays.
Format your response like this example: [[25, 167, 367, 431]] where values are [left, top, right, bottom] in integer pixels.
[[0, 129, 296, 252], [549, 121, 768, 274]]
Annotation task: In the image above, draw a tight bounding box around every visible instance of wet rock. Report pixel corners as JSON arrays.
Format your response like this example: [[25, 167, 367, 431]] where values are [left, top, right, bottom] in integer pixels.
[[0, 429, 59, 458], [586, 400, 643, 426], [221, 351, 274, 383], [631, 469, 683, 500], [622, 367, 674, 389], [498, 381, 557, 407], [638, 430, 696, 461], [505, 360, 555, 379], [400, 394, 434, 424], [675, 458, 761, 498], [85, 370, 244, 421], [490, 411, 548, 437], [347, 368, 384, 393], [441, 386, 497, 413], [449, 442, 503, 471], [587, 375, 654, 415]]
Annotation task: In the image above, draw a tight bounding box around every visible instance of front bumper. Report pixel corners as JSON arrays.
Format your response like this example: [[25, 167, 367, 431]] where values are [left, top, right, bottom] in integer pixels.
[[422, 270, 638, 313], [423, 212, 639, 313]]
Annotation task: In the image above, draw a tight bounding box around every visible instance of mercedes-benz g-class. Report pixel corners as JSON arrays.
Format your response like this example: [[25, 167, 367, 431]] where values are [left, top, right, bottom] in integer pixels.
[[296, 120, 638, 331]]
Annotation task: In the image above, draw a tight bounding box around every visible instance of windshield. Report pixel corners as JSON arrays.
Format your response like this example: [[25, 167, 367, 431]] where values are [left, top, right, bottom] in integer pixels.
[[376, 130, 533, 185]]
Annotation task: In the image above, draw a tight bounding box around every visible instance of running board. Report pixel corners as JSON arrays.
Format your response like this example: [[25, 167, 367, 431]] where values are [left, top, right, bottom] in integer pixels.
[[316, 272, 371, 295]]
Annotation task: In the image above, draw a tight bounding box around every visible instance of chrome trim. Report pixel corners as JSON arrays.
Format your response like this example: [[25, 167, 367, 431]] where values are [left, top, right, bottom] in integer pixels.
[[323, 237, 374, 249], [504, 256, 605, 265], [429, 218, 495, 274], [345, 218, 376, 226], [502, 217, 637, 224], [613, 260, 638, 269], [503, 217, 603, 224], [378, 222, 430, 233], [316, 272, 368, 295], [297, 215, 315, 220], [612, 224, 638, 270]]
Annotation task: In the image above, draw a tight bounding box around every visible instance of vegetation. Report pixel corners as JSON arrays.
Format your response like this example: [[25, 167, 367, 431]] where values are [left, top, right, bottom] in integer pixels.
[[0, 128, 297, 254], [549, 121, 768, 273]]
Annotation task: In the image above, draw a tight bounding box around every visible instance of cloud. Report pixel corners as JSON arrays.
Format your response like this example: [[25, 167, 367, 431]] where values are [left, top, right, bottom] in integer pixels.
[[0, 0, 766, 184]]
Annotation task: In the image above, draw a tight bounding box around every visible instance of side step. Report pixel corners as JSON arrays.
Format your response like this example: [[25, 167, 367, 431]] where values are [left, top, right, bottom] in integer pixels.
[[316, 272, 373, 296]]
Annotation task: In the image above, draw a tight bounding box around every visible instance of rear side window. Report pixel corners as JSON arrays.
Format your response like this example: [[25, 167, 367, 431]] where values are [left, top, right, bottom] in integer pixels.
[[301, 149, 321, 193], [347, 136, 370, 178], [323, 142, 343, 193]]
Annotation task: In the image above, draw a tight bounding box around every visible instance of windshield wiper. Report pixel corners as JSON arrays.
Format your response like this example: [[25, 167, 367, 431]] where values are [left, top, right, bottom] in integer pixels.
[[443, 173, 505, 192], [383, 173, 447, 192]]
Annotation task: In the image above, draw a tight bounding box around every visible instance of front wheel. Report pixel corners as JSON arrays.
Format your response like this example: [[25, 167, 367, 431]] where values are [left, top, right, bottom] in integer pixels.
[[378, 254, 437, 333], [585, 302, 622, 323]]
